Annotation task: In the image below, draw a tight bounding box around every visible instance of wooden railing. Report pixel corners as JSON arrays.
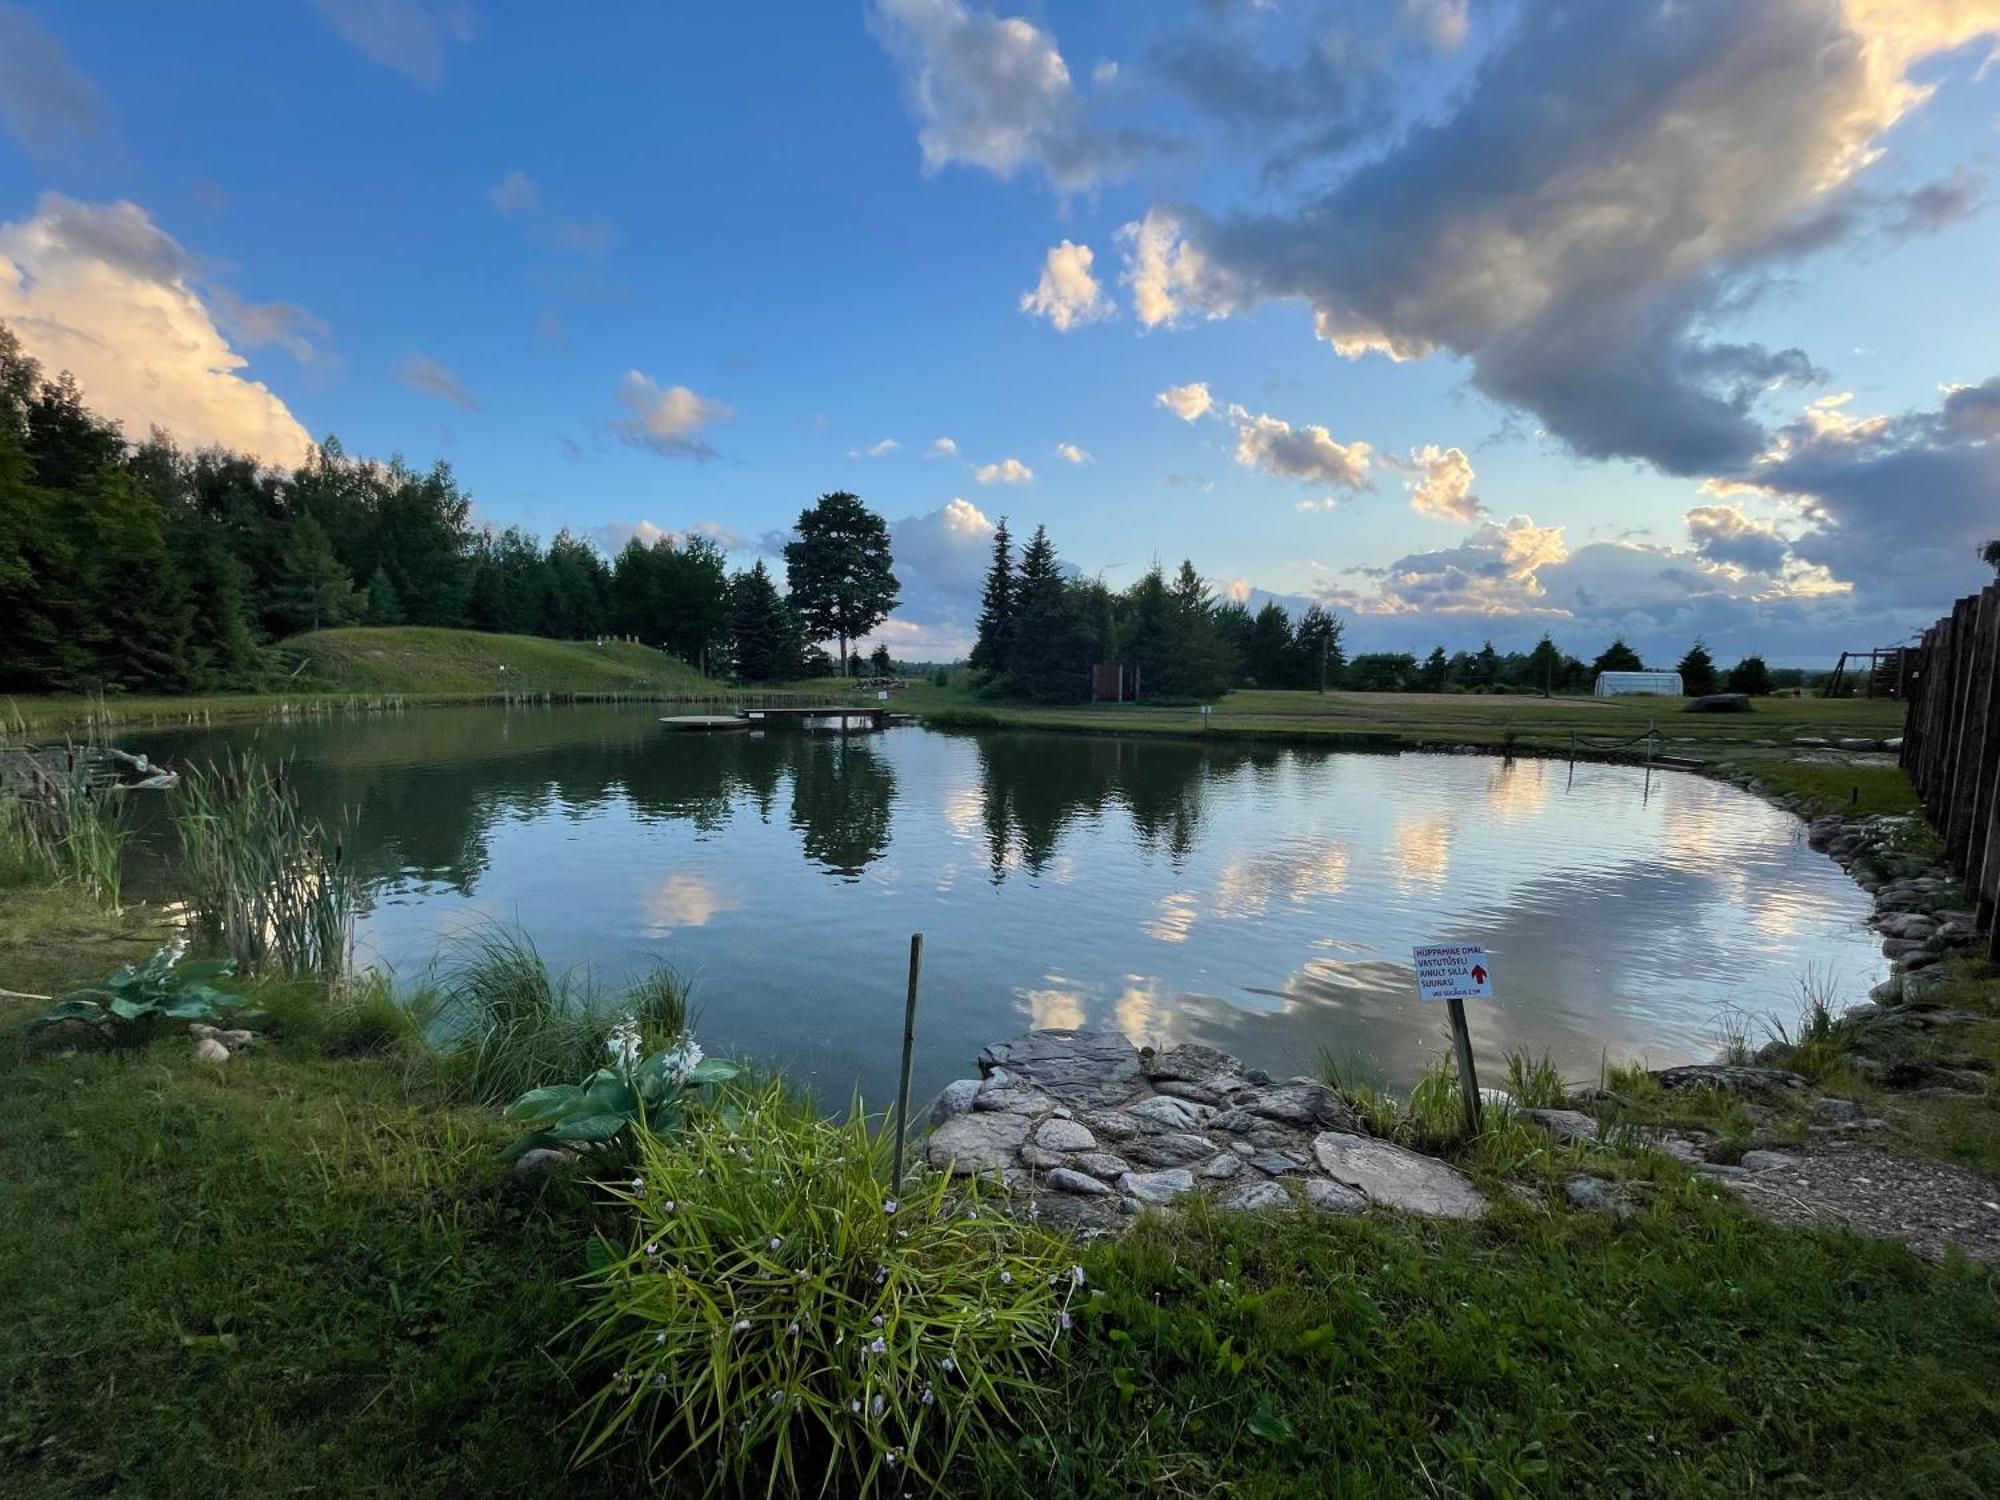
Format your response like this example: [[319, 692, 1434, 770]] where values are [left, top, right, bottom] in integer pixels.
[[1900, 581, 2000, 959]]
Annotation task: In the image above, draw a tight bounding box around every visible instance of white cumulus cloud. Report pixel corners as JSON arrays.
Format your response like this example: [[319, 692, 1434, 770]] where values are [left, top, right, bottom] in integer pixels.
[[1155, 381, 1213, 422], [974, 456, 1034, 484], [0, 194, 314, 465], [1404, 444, 1482, 522], [1054, 441, 1091, 463], [1019, 239, 1112, 331], [1229, 404, 1373, 490], [613, 371, 733, 460]]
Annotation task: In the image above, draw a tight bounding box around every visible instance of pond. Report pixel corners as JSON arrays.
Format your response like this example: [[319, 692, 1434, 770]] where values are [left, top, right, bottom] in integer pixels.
[[119, 705, 1881, 1107]]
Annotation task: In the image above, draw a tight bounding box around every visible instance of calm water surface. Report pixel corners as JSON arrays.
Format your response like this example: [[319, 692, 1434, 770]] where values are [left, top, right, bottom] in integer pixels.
[[120, 705, 1882, 1106]]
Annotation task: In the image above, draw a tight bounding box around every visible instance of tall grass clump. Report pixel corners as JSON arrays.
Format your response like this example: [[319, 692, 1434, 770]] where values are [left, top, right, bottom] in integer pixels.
[[1756, 965, 1852, 1081], [1504, 1049, 1566, 1108], [571, 1080, 1079, 1497], [433, 925, 691, 1106], [5, 760, 130, 906], [173, 753, 355, 977]]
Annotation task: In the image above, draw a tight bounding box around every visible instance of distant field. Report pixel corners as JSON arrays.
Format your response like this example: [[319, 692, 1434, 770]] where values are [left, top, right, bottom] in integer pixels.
[[4, 627, 731, 737], [883, 677, 1909, 750]]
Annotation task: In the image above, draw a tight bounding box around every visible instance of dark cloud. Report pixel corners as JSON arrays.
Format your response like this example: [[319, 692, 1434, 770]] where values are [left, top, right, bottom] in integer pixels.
[[1685, 504, 1788, 574], [1138, 0, 1993, 476], [0, 4, 103, 163]]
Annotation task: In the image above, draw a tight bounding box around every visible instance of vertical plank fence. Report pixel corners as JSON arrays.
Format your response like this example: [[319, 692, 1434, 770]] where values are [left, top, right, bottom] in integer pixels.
[[1899, 581, 2000, 959]]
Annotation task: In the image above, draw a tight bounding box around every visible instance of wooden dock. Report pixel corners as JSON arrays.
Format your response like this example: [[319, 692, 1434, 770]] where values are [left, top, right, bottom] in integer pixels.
[[660, 704, 892, 733]]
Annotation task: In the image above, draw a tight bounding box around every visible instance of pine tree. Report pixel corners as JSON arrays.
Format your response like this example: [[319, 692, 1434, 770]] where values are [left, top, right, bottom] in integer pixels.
[[1004, 525, 1092, 702], [727, 560, 796, 681], [1245, 601, 1295, 687], [969, 517, 1017, 681], [176, 527, 266, 688], [88, 467, 197, 691], [1726, 654, 1773, 695], [272, 514, 360, 635], [1293, 605, 1345, 690], [365, 564, 404, 625], [1419, 645, 1449, 692], [1526, 633, 1563, 697], [1676, 638, 1718, 696], [1592, 637, 1644, 675]]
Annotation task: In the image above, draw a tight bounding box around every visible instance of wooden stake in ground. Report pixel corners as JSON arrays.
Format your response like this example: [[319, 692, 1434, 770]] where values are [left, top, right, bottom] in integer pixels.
[[890, 932, 924, 1188], [1447, 995, 1483, 1136]]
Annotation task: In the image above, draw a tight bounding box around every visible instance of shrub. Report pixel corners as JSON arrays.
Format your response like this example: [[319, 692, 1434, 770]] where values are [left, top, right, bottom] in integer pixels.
[[569, 1082, 1080, 1496], [503, 1026, 739, 1159], [33, 939, 242, 1039]]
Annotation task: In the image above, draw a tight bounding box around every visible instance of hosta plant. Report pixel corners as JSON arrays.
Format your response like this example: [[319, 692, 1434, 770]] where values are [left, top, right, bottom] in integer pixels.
[[567, 1080, 1082, 1496], [34, 939, 241, 1037], [502, 1021, 739, 1158]]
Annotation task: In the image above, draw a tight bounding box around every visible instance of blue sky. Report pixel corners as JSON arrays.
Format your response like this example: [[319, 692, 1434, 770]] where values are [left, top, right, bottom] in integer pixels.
[[1, 1, 1996, 664]]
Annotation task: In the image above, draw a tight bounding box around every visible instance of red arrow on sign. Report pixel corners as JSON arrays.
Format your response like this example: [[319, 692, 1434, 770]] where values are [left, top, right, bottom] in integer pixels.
[[1470, 965, 1487, 984]]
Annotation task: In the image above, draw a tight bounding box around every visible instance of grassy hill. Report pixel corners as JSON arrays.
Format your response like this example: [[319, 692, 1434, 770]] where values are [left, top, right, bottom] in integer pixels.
[[286, 627, 712, 696], [4, 628, 727, 738]]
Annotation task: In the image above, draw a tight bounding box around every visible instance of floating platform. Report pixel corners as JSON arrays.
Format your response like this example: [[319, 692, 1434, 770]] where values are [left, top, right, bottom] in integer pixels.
[[740, 705, 891, 729], [659, 715, 752, 732]]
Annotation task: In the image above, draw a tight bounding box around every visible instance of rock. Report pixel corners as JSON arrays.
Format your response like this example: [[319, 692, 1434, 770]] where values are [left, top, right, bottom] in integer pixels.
[[1199, 1153, 1243, 1180], [1739, 1150, 1798, 1172], [1793, 735, 1829, 747], [512, 1148, 574, 1177], [1526, 1108, 1600, 1143], [1564, 1175, 1622, 1212], [1073, 1151, 1133, 1179], [1836, 737, 1879, 751], [1902, 968, 1947, 1001], [1146, 1043, 1250, 1096], [979, 1029, 1145, 1110], [1867, 980, 1903, 1006], [1120, 1168, 1196, 1206], [1312, 1133, 1488, 1219], [1221, 1180, 1293, 1212], [1898, 949, 1941, 973], [1153, 1079, 1225, 1106], [1240, 1080, 1361, 1133], [1127, 1094, 1213, 1132], [1124, 1131, 1222, 1168], [193, 1037, 230, 1066], [1080, 1109, 1142, 1141], [928, 1078, 982, 1126], [1651, 1064, 1809, 1093], [1304, 1178, 1367, 1214], [1841, 1001, 1882, 1024], [1815, 1097, 1863, 1123], [1686, 693, 1751, 713], [1245, 1149, 1312, 1176], [1881, 938, 1928, 961], [1873, 913, 1936, 941], [1655, 1134, 1707, 1164], [1034, 1118, 1097, 1153], [1205, 1108, 1259, 1136], [1019, 1142, 1070, 1169], [1045, 1167, 1114, 1197], [925, 1112, 1032, 1175]]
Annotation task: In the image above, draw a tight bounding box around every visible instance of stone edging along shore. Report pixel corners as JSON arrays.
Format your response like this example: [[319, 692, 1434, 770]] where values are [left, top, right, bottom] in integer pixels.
[[917, 735, 1996, 1250]]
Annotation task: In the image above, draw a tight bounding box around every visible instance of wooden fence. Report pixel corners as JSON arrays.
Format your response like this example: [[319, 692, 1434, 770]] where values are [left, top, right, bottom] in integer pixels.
[[1900, 580, 2000, 960]]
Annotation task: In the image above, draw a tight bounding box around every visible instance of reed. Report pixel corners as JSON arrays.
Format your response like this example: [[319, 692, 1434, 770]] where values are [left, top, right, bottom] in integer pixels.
[[172, 753, 356, 978], [4, 754, 131, 907]]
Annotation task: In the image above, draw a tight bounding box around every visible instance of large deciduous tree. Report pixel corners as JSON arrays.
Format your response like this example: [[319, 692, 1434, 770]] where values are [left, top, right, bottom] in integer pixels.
[[782, 491, 899, 674]]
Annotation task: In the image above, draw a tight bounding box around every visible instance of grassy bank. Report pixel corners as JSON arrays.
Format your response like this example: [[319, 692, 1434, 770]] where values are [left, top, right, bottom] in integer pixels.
[[878, 678, 1916, 817], [4, 627, 741, 738]]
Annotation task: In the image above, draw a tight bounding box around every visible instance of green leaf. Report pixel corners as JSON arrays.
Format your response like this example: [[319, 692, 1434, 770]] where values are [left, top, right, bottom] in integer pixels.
[[176, 959, 236, 982], [1248, 1397, 1295, 1445], [548, 1113, 630, 1143], [31, 999, 106, 1027], [582, 1079, 639, 1117], [687, 1058, 740, 1085], [504, 1084, 587, 1122], [108, 996, 157, 1021], [502, 1130, 559, 1161], [161, 996, 221, 1019]]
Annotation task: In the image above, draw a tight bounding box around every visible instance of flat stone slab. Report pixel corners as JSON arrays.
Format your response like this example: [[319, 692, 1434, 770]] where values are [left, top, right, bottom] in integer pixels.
[[926, 1111, 1030, 1175], [1045, 1167, 1114, 1196], [1313, 1133, 1489, 1219], [980, 1029, 1145, 1109], [1526, 1108, 1600, 1144], [1651, 1064, 1809, 1093], [1121, 1168, 1196, 1205]]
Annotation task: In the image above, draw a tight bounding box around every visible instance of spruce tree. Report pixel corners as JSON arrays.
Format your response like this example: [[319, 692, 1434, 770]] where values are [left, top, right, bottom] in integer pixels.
[[1676, 638, 1718, 696], [727, 560, 795, 681], [969, 517, 1016, 681], [88, 467, 197, 691], [365, 564, 404, 625], [1004, 525, 1092, 702], [1592, 637, 1644, 675], [271, 515, 360, 635]]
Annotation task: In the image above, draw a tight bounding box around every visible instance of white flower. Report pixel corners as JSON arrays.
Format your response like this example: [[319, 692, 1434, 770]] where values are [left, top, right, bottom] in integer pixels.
[[849, 1399, 862, 1414], [787, 1322, 801, 1336], [630, 1178, 645, 1191], [734, 1319, 751, 1334], [1070, 1266, 1086, 1287], [1000, 1272, 1012, 1285], [886, 1449, 901, 1467], [1059, 1312, 1073, 1331], [883, 1199, 898, 1215], [606, 1014, 643, 1070], [655, 1035, 705, 1086], [871, 1394, 886, 1418], [661, 1200, 678, 1214], [865, 1336, 886, 1356], [871, 1314, 885, 1327], [940, 1355, 957, 1375], [654, 1332, 667, 1345], [921, 1386, 935, 1407], [769, 1237, 782, 1251], [644, 1243, 659, 1256]]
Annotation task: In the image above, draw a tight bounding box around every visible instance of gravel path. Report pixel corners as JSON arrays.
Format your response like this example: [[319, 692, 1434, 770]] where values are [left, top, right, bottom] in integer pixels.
[[1721, 1139, 2000, 1263]]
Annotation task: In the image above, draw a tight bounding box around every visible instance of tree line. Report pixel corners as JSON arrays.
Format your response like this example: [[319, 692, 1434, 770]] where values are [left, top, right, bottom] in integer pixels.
[[0, 322, 900, 694], [967, 517, 1782, 702]]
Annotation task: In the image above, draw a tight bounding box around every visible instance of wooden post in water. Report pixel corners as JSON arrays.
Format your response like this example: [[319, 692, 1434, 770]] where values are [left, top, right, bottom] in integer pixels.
[[1446, 996, 1482, 1136], [889, 932, 924, 1188]]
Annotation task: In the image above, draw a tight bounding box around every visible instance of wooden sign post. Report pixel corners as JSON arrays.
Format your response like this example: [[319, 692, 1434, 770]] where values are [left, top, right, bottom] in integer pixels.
[[889, 932, 924, 1188], [1412, 943, 1492, 1136]]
